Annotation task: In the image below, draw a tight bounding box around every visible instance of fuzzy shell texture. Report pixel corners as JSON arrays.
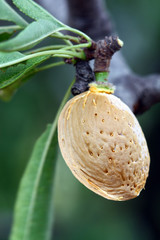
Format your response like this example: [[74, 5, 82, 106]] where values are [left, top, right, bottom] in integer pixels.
[[58, 91, 150, 201]]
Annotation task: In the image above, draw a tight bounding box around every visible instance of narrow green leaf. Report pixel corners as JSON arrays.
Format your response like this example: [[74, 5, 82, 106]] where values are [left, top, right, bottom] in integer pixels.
[[12, 0, 65, 26], [0, 0, 27, 27], [0, 55, 50, 89], [0, 19, 66, 51], [9, 81, 73, 240], [10, 124, 58, 240], [0, 51, 29, 68], [0, 51, 51, 68]]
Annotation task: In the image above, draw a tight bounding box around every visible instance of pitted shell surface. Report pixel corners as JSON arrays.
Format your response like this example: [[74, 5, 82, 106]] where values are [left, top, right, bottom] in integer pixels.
[[58, 91, 150, 201]]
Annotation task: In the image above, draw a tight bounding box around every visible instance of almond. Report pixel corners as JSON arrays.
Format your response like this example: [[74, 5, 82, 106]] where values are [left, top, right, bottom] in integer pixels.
[[58, 91, 150, 201]]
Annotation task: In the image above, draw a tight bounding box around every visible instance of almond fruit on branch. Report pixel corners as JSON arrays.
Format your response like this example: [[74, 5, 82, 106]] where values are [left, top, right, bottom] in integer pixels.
[[58, 36, 150, 201]]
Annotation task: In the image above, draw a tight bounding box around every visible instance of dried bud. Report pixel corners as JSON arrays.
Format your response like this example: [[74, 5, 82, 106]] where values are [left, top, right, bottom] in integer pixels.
[[71, 60, 95, 96]]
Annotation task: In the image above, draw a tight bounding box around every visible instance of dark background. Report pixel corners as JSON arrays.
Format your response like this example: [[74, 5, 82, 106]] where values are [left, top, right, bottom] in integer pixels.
[[0, 0, 160, 239]]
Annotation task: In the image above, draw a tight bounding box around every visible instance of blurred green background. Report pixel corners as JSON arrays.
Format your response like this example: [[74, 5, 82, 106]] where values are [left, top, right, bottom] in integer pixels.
[[0, 0, 160, 239]]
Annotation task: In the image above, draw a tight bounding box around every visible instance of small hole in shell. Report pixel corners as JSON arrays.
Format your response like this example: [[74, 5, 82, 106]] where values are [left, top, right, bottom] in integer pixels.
[[100, 130, 103, 134], [125, 145, 128, 149], [62, 138, 65, 145], [88, 150, 93, 156], [104, 168, 108, 173], [109, 157, 112, 162], [86, 131, 89, 135], [95, 113, 98, 116], [111, 147, 115, 152], [102, 119, 105, 122], [107, 111, 110, 114], [120, 147, 123, 150], [128, 161, 130, 164], [110, 132, 114, 137], [114, 117, 119, 121], [100, 146, 103, 150], [97, 152, 100, 157], [127, 183, 129, 186]]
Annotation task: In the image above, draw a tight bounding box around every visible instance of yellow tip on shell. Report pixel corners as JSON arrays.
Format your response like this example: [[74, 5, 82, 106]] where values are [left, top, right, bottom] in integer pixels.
[[89, 85, 114, 94]]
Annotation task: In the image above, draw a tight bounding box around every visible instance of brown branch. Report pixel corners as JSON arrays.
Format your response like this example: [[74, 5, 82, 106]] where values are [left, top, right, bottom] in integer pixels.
[[67, 0, 113, 39], [38, 0, 160, 114], [65, 0, 160, 114]]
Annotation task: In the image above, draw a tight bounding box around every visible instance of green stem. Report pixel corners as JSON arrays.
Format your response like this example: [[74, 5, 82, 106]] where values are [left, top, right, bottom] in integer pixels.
[[27, 49, 85, 59], [1, 49, 85, 68], [91, 72, 115, 93], [24, 45, 68, 54], [54, 32, 72, 46], [53, 54, 74, 58], [95, 72, 109, 82], [28, 43, 90, 54], [25, 42, 90, 56], [62, 42, 91, 51], [67, 27, 92, 44], [51, 33, 80, 43], [54, 26, 92, 45], [0, 39, 90, 68]]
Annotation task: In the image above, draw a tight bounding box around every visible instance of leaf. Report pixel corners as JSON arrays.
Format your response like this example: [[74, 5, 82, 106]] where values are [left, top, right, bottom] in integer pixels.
[[9, 124, 58, 240], [0, 0, 27, 27], [0, 26, 22, 42], [0, 19, 66, 51], [0, 51, 29, 68], [12, 0, 65, 26], [9, 81, 73, 240], [0, 51, 51, 68], [0, 55, 50, 89]]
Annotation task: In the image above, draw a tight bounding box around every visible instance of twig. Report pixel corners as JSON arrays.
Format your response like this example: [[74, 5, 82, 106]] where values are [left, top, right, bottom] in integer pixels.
[[38, 0, 160, 114], [65, 0, 160, 114]]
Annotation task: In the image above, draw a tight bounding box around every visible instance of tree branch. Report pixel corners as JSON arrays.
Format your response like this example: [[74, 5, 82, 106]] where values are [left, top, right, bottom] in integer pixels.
[[38, 0, 160, 114], [67, 0, 113, 39]]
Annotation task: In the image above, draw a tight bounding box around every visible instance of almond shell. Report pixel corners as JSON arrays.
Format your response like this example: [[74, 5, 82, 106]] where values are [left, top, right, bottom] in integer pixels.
[[58, 91, 150, 201]]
